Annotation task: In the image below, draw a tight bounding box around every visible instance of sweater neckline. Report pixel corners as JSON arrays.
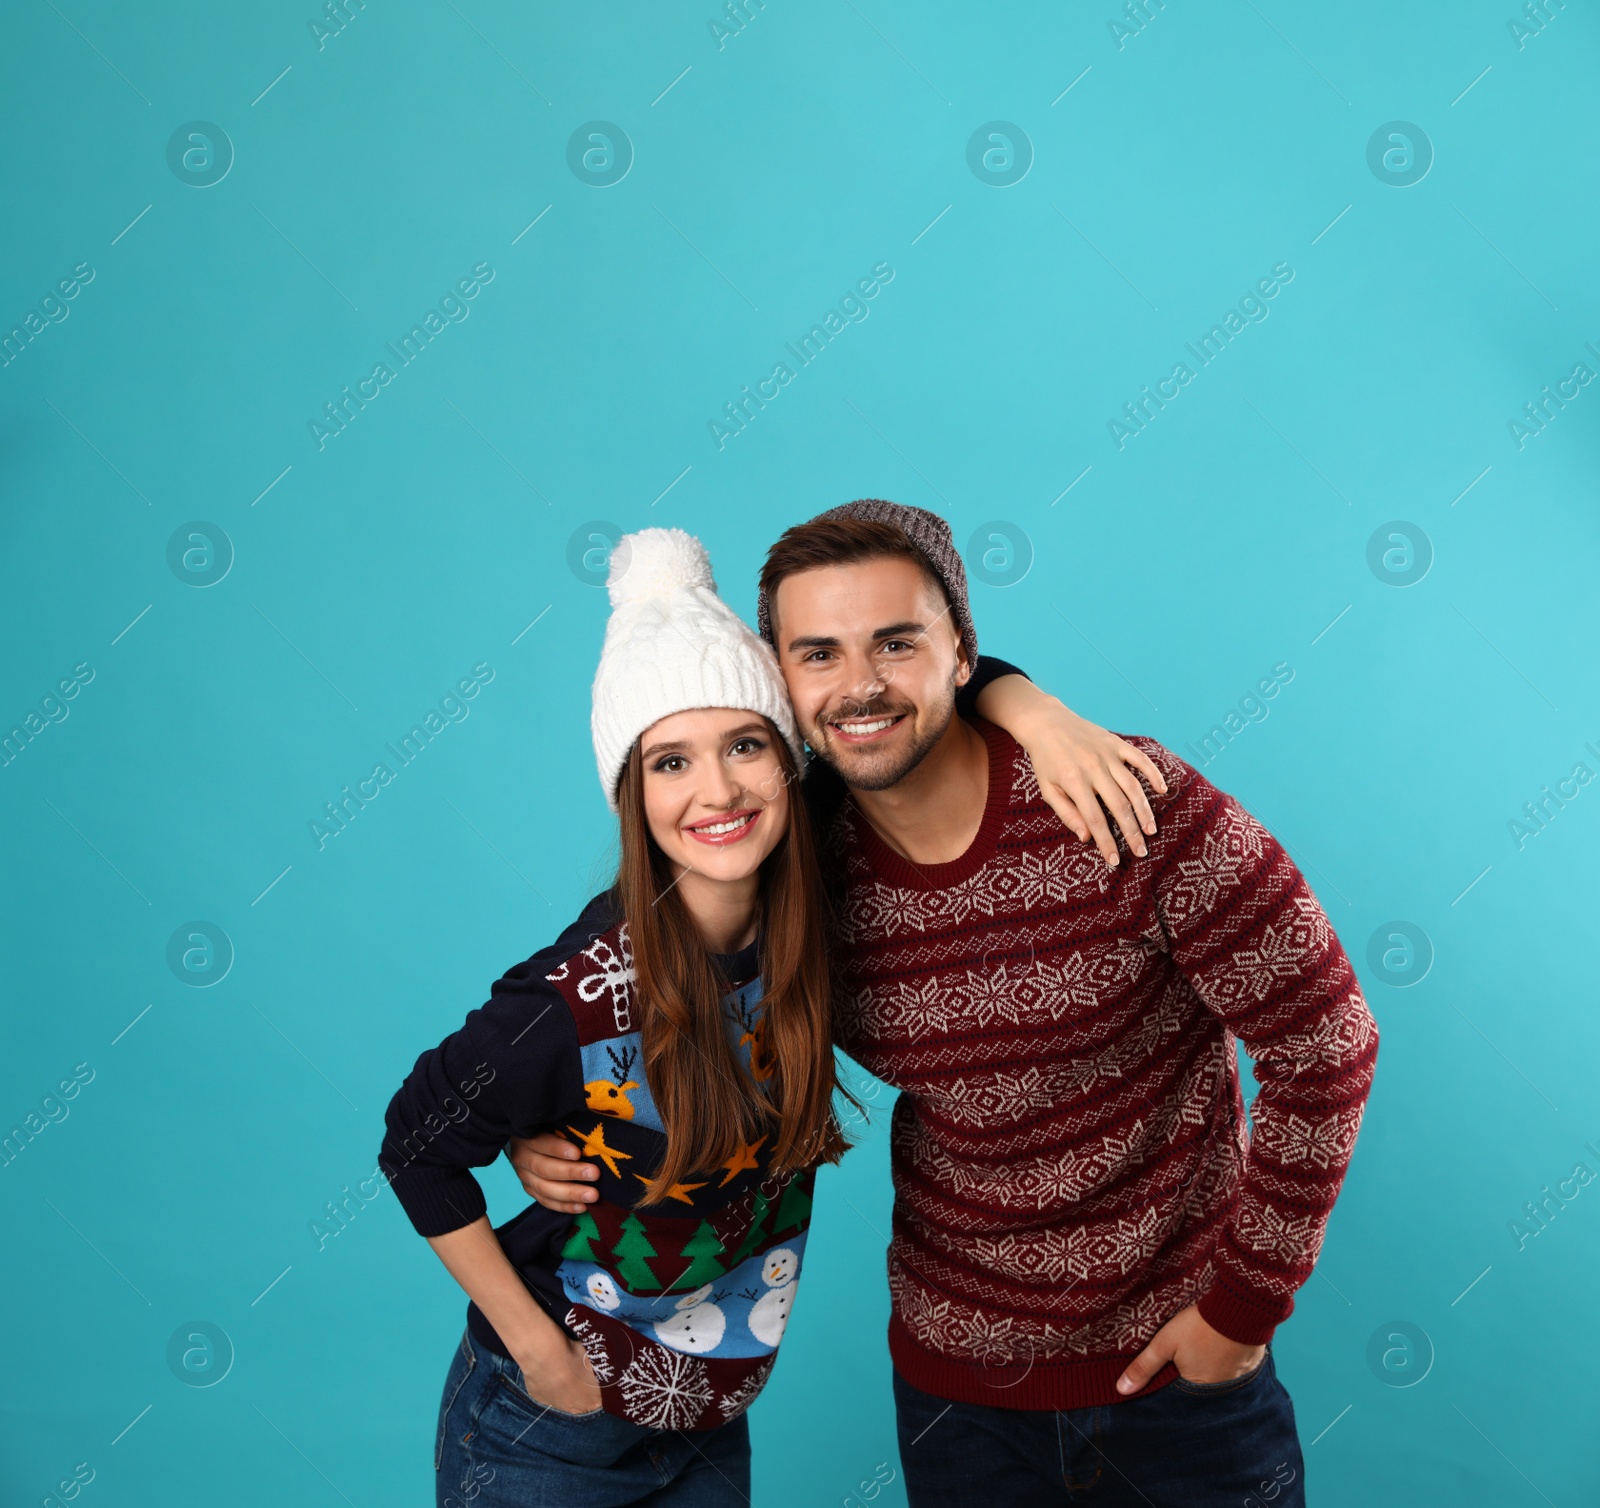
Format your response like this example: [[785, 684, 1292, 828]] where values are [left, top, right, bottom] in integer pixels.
[[713, 935, 760, 986], [847, 718, 1014, 891]]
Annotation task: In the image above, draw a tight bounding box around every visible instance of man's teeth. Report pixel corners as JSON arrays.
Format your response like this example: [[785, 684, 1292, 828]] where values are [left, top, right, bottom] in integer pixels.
[[697, 814, 754, 835], [836, 717, 897, 735]]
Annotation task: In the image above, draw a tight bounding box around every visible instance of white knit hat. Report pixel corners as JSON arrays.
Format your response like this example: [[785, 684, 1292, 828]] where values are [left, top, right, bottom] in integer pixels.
[[590, 528, 803, 811]]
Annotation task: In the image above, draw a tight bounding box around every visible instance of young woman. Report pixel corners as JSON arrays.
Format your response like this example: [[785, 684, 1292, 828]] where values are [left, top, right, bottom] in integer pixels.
[[380, 527, 1160, 1507]]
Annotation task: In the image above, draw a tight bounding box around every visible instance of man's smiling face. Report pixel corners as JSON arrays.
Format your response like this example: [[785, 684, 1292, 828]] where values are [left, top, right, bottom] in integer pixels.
[[771, 554, 970, 791]]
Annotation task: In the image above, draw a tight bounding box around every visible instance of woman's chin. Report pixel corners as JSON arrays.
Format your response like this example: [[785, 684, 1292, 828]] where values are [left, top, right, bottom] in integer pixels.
[[670, 836, 778, 888]]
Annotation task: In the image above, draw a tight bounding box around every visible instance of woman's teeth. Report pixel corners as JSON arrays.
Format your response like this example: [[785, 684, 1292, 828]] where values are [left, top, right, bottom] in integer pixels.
[[697, 814, 754, 835]]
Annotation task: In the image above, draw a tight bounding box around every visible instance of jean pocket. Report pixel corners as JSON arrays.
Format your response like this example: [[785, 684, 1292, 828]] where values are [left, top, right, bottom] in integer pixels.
[[435, 1330, 479, 1472], [477, 1364, 641, 1472], [1172, 1349, 1269, 1397], [506, 1363, 605, 1422]]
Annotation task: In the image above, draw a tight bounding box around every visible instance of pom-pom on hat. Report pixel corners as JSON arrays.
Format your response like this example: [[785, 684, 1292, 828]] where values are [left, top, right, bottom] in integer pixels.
[[590, 528, 803, 811]]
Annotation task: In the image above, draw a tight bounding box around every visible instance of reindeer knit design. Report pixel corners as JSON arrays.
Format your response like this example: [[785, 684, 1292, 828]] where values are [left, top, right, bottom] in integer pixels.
[[380, 893, 811, 1431], [825, 721, 1379, 1411]]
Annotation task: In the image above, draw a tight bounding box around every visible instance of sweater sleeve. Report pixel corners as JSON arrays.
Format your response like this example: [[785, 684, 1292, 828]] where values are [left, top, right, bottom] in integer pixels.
[[1135, 740, 1379, 1345], [955, 655, 1028, 718], [378, 955, 584, 1239]]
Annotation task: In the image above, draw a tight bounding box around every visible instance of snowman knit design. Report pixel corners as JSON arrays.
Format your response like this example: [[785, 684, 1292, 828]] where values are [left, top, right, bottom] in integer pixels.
[[379, 890, 817, 1436]]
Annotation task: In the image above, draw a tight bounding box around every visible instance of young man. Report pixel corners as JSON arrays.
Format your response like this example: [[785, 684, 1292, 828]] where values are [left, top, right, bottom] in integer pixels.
[[517, 502, 1378, 1505]]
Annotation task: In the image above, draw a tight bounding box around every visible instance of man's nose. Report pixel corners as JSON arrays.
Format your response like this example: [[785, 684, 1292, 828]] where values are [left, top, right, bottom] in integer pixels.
[[840, 649, 887, 706]]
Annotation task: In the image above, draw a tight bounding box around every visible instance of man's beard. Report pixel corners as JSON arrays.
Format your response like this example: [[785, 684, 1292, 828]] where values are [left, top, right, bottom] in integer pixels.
[[806, 674, 959, 792]]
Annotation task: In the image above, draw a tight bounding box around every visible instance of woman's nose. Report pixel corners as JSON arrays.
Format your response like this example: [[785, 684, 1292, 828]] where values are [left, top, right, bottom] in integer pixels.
[[701, 765, 742, 807]]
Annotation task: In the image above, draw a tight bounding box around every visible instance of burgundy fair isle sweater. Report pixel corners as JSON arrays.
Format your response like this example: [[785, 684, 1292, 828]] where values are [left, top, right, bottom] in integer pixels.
[[827, 720, 1378, 1411]]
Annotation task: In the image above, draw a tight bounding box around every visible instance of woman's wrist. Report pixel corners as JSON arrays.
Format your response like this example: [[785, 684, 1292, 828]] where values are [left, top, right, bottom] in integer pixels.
[[425, 1219, 572, 1372], [501, 1312, 569, 1368], [977, 674, 1072, 737]]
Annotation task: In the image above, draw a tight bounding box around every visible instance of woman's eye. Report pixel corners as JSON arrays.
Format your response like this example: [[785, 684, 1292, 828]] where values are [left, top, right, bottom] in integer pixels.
[[654, 755, 687, 773], [730, 738, 766, 757]]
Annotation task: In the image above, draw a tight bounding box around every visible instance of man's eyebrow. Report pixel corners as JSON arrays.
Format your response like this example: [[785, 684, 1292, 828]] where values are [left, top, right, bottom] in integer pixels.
[[786, 623, 927, 653]]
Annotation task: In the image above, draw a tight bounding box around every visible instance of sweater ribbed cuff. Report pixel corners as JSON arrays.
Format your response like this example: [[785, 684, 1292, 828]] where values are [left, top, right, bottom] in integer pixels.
[[383, 1162, 487, 1238], [1197, 1276, 1290, 1346]]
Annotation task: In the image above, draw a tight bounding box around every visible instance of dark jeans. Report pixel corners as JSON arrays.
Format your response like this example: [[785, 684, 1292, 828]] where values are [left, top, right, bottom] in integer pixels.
[[895, 1347, 1304, 1508], [434, 1329, 750, 1508]]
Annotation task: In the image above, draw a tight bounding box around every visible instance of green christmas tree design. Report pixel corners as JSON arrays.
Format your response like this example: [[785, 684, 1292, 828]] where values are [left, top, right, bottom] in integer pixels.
[[672, 1220, 727, 1290], [561, 1210, 602, 1262], [612, 1212, 661, 1291], [772, 1176, 812, 1236], [725, 1191, 770, 1270]]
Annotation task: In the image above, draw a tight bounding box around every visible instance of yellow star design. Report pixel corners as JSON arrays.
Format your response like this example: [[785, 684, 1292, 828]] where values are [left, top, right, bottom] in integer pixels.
[[634, 1172, 708, 1205], [718, 1134, 766, 1187], [565, 1122, 632, 1178]]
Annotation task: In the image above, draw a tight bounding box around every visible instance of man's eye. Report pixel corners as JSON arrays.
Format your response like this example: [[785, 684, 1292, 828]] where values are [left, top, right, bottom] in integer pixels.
[[880, 640, 914, 654]]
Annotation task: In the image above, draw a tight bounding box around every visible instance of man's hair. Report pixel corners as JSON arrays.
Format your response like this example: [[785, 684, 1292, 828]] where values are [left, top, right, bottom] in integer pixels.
[[758, 517, 952, 646]]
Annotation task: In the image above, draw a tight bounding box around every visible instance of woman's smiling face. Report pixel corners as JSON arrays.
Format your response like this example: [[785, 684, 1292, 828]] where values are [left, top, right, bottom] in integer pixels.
[[638, 709, 791, 888]]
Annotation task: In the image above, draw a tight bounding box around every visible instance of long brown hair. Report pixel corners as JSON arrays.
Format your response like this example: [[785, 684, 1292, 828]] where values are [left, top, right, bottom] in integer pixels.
[[613, 719, 852, 1201]]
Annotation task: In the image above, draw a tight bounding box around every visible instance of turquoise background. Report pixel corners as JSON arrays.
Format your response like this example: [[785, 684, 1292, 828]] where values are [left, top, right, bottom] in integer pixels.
[[3, 1, 1598, 1503]]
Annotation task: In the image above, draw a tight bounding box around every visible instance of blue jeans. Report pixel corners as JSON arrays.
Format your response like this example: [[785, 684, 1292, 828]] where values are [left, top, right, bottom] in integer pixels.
[[894, 1346, 1304, 1508], [434, 1329, 751, 1508]]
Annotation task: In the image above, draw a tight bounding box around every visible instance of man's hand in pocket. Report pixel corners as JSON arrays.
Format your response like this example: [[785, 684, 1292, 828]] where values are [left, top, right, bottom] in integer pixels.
[[1116, 1304, 1266, 1394]]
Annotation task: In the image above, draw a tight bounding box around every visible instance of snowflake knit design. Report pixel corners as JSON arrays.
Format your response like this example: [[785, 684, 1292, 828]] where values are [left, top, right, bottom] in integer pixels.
[[1274, 1003, 1379, 1079], [894, 1043, 1233, 1205], [1157, 801, 1263, 915], [1188, 899, 1338, 1010], [618, 1345, 713, 1430], [564, 1307, 620, 1386], [839, 941, 1153, 1041], [715, 1355, 775, 1423], [836, 839, 1116, 946]]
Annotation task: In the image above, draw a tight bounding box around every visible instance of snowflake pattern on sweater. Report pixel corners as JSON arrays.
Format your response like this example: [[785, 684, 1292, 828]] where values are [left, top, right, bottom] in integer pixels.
[[827, 721, 1378, 1410]]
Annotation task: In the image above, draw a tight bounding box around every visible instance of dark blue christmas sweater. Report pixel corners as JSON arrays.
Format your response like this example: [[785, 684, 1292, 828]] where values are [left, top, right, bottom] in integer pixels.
[[379, 892, 814, 1432]]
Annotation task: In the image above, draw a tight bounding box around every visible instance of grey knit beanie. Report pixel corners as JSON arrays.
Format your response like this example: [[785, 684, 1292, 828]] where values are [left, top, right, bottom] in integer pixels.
[[755, 499, 978, 665]]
